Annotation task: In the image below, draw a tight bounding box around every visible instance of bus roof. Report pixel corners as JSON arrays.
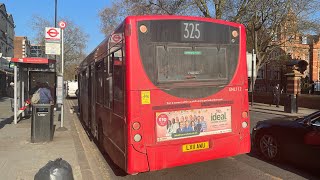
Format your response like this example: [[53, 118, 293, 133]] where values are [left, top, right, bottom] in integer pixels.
[[78, 15, 244, 72]]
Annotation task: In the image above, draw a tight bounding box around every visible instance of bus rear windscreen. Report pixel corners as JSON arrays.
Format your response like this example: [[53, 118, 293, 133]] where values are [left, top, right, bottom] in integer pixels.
[[137, 20, 240, 98], [157, 46, 227, 83]]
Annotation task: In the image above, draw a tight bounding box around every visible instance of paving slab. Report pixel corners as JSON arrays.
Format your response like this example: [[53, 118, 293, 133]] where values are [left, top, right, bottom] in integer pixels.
[[0, 97, 101, 180]]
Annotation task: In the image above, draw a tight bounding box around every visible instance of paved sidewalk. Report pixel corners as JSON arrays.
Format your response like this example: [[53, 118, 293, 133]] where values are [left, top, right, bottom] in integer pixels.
[[0, 97, 13, 128], [0, 97, 101, 180], [249, 102, 318, 117]]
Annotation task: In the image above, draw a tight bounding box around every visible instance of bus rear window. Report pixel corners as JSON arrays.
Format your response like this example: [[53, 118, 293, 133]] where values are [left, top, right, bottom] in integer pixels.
[[137, 20, 240, 98], [157, 46, 227, 83]]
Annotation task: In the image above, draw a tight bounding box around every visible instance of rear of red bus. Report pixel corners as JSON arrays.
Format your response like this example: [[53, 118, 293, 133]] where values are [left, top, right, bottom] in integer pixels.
[[125, 16, 250, 174]]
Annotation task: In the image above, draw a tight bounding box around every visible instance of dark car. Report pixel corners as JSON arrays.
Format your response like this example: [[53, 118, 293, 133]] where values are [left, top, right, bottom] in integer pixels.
[[252, 111, 320, 169]]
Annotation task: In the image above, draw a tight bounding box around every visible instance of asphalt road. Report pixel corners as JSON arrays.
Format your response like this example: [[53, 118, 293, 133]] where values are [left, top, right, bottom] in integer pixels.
[[70, 99, 320, 180]]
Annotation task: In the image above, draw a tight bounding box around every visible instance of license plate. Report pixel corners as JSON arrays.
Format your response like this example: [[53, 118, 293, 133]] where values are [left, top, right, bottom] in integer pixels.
[[182, 141, 209, 152]]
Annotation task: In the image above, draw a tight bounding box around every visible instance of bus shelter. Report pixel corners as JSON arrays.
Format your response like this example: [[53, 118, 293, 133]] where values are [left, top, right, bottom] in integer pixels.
[[10, 57, 56, 124]]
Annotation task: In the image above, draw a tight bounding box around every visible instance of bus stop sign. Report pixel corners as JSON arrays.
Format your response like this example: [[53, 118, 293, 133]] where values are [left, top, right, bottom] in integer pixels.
[[45, 27, 61, 41]]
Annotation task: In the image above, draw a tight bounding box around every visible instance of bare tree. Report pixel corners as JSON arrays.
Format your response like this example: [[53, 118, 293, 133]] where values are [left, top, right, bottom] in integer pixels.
[[99, 0, 320, 87], [31, 15, 89, 72], [99, 0, 194, 35], [242, 0, 320, 88]]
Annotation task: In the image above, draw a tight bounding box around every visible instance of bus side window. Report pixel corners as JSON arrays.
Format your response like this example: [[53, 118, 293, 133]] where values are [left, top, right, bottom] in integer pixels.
[[104, 57, 112, 108], [95, 60, 104, 104], [112, 48, 124, 116]]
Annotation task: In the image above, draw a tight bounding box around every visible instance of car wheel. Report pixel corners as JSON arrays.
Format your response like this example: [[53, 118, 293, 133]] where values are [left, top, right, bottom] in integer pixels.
[[258, 134, 280, 161]]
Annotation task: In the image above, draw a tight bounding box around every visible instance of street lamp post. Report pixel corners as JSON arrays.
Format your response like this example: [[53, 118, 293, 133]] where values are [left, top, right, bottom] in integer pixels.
[[55, 0, 57, 27]]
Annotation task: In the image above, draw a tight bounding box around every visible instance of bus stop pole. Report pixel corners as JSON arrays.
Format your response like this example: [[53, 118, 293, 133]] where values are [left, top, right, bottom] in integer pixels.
[[61, 28, 66, 129], [57, 27, 67, 131], [251, 49, 254, 107], [13, 64, 17, 124]]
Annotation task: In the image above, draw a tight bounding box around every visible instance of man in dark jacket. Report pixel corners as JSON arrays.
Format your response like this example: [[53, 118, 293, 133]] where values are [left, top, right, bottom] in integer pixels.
[[271, 83, 281, 107]]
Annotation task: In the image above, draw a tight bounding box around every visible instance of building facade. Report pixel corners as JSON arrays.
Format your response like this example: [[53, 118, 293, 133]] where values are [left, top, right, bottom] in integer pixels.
[[0, 3, 14, 57], [0, 3, 14, 97], [14, 36, 31, 58], [254, 11, 320, 93]]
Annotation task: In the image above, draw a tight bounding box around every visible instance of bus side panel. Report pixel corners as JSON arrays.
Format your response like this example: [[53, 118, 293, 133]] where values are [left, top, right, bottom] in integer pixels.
[[104, 137, 126, 170], [238, 25, 251, 154], [127, 145, 149, 174], [103, 104, 126, 170], [126, 91, 149, 174]]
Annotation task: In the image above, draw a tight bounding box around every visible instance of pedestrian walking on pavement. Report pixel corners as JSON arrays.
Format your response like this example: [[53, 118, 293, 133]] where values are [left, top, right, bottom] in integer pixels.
[[270, 83, 281, 107]]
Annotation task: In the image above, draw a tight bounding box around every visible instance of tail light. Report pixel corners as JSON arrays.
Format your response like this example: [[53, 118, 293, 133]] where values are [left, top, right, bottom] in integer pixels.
[[132, 122, 141, 130], [242, 111, 248, 118]]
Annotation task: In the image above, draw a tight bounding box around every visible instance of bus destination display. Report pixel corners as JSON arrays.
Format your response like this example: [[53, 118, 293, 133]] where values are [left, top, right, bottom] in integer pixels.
[[181, 22, 204, 42]]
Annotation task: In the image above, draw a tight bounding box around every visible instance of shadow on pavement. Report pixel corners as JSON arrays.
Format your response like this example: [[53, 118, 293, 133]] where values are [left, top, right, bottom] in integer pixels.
[[0, 96, 10, 102], [0, 115, 13, 129], [252, 106, 287, 113], [72, 104, 128, 177], [249, 136, 320, 179]]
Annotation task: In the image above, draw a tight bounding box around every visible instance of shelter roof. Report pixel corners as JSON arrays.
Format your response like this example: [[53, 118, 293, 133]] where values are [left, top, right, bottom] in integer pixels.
[[11, 58, 55, 64]]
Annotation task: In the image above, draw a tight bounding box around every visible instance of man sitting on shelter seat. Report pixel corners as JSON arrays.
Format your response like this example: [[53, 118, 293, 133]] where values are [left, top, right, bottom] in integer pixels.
[[38, 82, 53, 104]]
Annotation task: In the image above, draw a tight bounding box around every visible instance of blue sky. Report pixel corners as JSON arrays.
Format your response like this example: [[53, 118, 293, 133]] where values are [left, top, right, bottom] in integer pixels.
[[3, 0, 111, 53]]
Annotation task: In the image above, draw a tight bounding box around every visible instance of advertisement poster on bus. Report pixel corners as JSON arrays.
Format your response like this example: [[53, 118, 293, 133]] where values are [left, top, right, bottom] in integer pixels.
[[156, 106, 232, 142]]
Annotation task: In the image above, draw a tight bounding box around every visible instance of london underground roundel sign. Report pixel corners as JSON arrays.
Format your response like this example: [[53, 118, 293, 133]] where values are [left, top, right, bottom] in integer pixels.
[[45, 27, 61, 40], [59, 21, 67, 29]]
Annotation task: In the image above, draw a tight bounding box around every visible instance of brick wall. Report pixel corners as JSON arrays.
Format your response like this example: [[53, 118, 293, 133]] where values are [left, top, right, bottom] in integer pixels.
[[13, 37, 23, 58]]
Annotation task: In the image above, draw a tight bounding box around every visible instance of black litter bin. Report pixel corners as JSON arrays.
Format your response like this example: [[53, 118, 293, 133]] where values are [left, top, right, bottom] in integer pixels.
[[284, 94, 298, 113], [31, 104, 54, 143]]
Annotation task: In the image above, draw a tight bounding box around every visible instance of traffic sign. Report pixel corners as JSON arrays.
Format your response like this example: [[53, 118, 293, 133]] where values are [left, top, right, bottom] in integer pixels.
[[111, 34, 122, 43], [45, 27, 61, 41], [59, 21, 67, 29], [45, 41, 60, 55]]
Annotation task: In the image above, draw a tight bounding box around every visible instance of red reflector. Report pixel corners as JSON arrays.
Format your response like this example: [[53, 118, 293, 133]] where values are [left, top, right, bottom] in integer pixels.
[[132, 122, 140, 130], [242, 111, 248, 118]]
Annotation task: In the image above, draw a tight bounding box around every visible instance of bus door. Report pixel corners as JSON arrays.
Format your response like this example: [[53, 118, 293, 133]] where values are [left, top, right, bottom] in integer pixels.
[[109, 48, 126, 169], [90, 63, 96, 133], [83, 68, 90, 127]]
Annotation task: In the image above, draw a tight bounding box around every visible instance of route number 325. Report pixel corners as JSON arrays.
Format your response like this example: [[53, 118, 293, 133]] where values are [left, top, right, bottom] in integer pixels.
[[183, 22, 202, 40]]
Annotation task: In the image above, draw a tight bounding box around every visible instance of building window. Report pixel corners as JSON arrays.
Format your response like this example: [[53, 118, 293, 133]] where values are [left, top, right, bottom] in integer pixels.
[[257, 69, 265, 79], [273, 70, 280, 80], [301, 36, 308, 44], [305, 53, 309, 62]]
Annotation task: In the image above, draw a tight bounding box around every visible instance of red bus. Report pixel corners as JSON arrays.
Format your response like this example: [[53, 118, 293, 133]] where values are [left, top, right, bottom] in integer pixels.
[[78, 15, 250, 174]]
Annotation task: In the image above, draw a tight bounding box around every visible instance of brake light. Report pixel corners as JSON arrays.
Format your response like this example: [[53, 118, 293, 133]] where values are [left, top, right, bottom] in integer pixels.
[[132, 122, 141, 130], [242, 111, 248, 118]]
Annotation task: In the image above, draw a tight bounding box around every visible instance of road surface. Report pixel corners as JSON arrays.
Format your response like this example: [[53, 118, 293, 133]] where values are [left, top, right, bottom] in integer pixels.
[[68, 99, 319, 180]]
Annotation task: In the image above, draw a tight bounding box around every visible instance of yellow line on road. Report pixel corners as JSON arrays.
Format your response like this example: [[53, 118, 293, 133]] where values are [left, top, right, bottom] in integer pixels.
[[264, 173, 283, 180]]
